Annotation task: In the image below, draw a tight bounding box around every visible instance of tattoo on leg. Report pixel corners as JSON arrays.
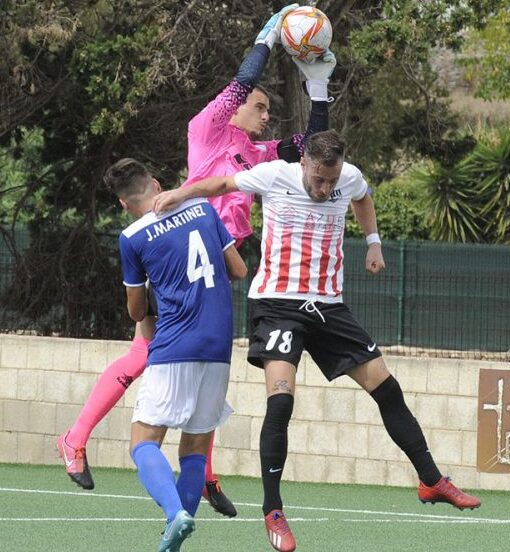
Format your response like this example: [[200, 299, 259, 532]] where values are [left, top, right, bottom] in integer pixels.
[[272, 379, 292, 394]]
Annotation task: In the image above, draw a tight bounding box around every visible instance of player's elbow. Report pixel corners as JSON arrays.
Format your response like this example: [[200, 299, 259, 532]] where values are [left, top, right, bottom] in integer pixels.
[[214, 176, 237, 196], [224, 245, 248, 280], [127, 302, 147, 322], [229, 262, 248, 281], [128, 309, 146, 322]]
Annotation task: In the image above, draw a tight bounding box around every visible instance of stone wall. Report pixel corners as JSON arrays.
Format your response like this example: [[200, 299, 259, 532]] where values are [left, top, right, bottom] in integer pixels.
[[1, 334, 508, 491]]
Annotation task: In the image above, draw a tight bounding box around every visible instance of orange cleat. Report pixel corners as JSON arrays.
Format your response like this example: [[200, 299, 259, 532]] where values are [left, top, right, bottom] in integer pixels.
[[264, 510, 296, 552], [418, 476, 481, 510]]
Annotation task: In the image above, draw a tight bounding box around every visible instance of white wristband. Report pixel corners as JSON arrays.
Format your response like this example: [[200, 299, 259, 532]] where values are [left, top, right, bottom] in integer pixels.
[[306, 80, 328, 102], [366, 233, 381, 246]]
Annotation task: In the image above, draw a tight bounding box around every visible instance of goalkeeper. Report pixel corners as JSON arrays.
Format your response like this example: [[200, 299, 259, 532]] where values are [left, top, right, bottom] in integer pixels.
[[57, 2, 336, 519], [183, 4, 336, 245]]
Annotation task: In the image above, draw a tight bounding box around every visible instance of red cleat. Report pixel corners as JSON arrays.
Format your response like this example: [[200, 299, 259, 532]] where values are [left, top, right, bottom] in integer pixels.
[[264, 510, 296, 552], [418, 476, 481, 510]]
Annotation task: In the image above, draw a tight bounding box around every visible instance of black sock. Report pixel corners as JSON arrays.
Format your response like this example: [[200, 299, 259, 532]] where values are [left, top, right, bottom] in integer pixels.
[[370, 376, 442, 487], [260, 393, 294, 515]]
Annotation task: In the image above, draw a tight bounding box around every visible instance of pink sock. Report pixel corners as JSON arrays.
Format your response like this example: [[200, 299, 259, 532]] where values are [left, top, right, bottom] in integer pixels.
[[66, 337, 149, 448], [205, 430, 216, 482]]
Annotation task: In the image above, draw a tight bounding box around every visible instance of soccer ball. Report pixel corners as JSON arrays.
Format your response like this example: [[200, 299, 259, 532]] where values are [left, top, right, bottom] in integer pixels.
[[281, 6, 333, 63]]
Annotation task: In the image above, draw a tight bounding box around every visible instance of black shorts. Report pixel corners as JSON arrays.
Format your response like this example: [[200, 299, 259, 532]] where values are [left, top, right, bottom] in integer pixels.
[[146, 283, 158, 317], [248, 298, 382, 381]]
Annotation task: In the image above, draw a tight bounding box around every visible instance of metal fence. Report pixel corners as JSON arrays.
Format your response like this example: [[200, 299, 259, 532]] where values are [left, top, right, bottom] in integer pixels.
[[1, 228, 509, 359], [342, 239, 509, 358]]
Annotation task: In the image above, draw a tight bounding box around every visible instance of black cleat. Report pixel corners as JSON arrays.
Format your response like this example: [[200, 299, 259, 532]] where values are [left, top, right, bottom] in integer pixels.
[[202, 479, 237, 517]]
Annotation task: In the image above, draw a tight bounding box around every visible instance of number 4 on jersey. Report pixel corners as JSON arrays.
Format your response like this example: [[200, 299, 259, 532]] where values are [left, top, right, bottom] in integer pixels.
[[187, 230, 215, 288]]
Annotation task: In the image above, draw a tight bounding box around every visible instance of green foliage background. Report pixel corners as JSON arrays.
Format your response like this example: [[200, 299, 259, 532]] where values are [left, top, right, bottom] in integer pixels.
[[0, 0, 507, 337]]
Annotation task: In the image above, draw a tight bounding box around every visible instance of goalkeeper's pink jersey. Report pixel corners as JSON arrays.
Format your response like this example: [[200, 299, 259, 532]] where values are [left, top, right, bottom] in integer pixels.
[[183, 81, 281, 243]]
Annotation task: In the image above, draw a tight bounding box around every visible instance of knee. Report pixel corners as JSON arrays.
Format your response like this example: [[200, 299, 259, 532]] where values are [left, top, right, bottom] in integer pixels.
[[130, 439, 159, 462], [180, 432, 212, 457], [264, 393, 294, 427], [370, 375, 404, 406]]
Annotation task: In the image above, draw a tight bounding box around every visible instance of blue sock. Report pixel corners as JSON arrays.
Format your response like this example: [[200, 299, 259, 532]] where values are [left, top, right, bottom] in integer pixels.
[[131, 441, 182, 521], [176, 454, 206, 516]]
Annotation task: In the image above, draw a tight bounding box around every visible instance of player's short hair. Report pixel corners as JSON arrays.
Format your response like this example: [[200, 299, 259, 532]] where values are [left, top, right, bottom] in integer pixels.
[[304, 130, 346, 167], [104, 158, 152, 198], [254, 84, 269, 98]]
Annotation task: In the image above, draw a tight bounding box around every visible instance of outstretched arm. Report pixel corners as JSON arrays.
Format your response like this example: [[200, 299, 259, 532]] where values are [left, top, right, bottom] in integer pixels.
[[232, 2, 299, 91], [153, 176, 239, 214], [277, 51, 336, 162], [277, 100, 330, 161], [192, 5, 298, 141], [351, 193, 385, 275]]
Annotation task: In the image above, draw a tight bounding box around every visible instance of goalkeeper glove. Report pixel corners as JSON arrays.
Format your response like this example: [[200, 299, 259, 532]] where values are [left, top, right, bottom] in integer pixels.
[[255, 3, 299, 50], [292, 49, 337, 101]]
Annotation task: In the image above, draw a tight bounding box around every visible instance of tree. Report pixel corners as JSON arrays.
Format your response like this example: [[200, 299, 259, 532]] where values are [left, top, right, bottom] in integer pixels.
[[461, 2, 510, 100], [413, 128, 510, 244], [346, 174, 430, 241], [1, 0, 268, 337], [466, 128, 510, 243], [0, 0, 501, 337]]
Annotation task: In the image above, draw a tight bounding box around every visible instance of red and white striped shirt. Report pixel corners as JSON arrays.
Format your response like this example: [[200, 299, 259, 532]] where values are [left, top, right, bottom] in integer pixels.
[[234, 160, 368, 302]]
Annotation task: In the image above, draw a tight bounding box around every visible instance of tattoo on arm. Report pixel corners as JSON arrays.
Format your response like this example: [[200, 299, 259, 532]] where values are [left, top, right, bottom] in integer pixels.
[[272, 379, 292, 394]]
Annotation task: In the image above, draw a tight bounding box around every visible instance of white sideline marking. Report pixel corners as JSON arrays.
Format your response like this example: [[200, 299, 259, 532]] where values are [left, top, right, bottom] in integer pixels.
[[0, 487, 151, 500], [1, 516, 508, 525], [1, 487, 508, 525], [0, 517, 329, 523], [342, 518, 510, 524]]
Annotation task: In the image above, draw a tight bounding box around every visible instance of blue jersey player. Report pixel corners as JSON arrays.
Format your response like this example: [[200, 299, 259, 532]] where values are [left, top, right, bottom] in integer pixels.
[[104, 158, 247, 552]]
